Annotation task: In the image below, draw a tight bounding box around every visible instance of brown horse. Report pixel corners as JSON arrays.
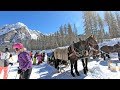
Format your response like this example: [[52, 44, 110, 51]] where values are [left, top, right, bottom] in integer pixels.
[[100, 45, 114, 53], [53, 35, 98, 77], [100, 44, 120, 60], [68, 39, 90, 77], [100, 45, 116, 60], [86, 35, 99, 59]]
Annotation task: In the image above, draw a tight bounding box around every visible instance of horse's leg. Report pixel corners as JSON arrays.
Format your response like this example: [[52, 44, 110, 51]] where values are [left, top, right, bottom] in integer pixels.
[[97, 54, 100, 59], [92, 51, 96, 59], [101, 52, 104, 59], [70, 60, 75, 77], [103, 53, 106, 60], [74, 60, 80, 76], [81, 59, 87, 75], [93, 56, 96, 59], [107, 53, 110, 59], [85, 58, 88, 72], [54, 59, 59, 71]]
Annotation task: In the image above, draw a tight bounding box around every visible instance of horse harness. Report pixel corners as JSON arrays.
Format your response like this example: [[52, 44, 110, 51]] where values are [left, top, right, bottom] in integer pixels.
[[68, 43, 89, 59]]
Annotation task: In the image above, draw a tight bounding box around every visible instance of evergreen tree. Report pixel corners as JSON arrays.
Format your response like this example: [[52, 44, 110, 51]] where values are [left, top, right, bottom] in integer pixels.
[[97, 13, 105, 42]]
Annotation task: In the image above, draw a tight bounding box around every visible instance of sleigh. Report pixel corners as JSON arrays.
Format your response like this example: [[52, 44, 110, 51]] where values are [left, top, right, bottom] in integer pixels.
[[54, 46, 69, 61]]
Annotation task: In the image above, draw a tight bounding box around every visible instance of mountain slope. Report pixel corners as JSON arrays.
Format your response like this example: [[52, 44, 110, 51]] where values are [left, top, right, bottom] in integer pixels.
[[0, 22, 43, 45]]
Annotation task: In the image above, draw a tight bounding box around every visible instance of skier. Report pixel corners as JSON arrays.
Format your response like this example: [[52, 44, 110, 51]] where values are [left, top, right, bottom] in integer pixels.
[[12, 43, 32, 79], [0, 48, 13, 79]]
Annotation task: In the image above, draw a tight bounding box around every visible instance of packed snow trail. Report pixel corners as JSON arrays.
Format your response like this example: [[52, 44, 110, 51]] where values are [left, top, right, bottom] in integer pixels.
[[3, 53, 120, 79], [6, 62, 86, 79], [2, 58, 120, 79]]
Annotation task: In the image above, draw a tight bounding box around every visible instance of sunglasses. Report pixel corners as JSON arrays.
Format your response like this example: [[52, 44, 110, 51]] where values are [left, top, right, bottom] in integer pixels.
[[15, 48, 19, 51]]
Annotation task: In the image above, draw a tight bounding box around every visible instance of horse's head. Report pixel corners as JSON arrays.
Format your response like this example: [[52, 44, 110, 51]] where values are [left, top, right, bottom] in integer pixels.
[[113, 44, 120, 52], [86, 35, 99, 50]]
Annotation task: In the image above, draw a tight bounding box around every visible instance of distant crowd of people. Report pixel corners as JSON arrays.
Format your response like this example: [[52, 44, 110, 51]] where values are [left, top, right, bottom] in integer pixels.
[[30, 51, 45, 65]]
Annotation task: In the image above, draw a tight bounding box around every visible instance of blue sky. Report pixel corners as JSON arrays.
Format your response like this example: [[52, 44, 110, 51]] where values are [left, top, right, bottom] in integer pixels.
[[0, 11, 105, 34]]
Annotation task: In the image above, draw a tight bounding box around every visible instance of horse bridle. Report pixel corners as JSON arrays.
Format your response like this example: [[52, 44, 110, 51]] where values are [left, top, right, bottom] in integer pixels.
[[86, 37, 98, 47], [87, 41, 98, 47]]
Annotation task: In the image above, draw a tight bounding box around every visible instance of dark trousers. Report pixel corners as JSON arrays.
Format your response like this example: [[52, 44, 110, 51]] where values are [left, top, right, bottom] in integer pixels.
[[19, 68, 32, 79], [118, 52, 120, 60]]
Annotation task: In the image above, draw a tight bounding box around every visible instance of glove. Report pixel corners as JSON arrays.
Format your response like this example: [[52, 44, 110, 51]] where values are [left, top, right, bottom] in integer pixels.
[[18, 69, 22, 74], [9, 63, 13, 66]]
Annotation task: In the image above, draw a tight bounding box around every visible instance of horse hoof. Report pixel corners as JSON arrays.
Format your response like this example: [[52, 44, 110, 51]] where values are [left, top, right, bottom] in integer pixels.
[[71, 73, 75, 77], [75, 71, 80, 76], [83, 72, 87, 75], [86, 68, 88, 72], [76, 72, 80, 76], [83, 70, 87, 75]]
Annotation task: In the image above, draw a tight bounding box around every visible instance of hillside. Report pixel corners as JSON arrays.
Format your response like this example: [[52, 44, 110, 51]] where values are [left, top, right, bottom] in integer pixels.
[[0, 22, 43, 45]]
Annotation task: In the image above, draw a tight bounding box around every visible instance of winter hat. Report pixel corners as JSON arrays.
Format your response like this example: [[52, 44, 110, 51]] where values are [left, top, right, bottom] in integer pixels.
[[12, 43, 24, 50]]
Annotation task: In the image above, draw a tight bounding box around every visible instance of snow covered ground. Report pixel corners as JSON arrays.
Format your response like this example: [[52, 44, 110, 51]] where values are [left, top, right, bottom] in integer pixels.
[[0, 52, 119, 79], [0, 38, 120, 79]]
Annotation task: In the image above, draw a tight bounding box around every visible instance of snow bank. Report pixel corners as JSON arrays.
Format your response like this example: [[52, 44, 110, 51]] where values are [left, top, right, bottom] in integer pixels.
[[87, 66, 108, 79], [99, 37, 120, 48]]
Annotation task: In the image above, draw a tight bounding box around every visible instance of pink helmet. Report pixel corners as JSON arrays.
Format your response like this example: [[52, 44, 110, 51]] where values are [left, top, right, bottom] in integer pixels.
[[12, 43, 24, 49]]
